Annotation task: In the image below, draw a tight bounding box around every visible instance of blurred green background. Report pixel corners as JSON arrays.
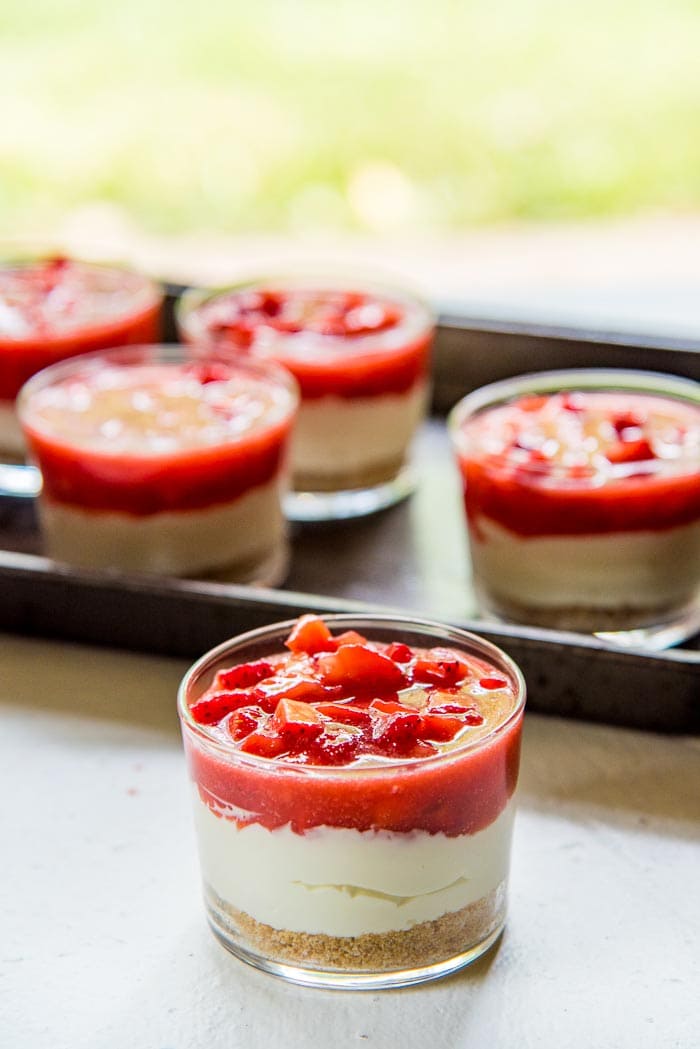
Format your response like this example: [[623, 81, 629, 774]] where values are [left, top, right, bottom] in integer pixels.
[[2, 0, 700, 238]]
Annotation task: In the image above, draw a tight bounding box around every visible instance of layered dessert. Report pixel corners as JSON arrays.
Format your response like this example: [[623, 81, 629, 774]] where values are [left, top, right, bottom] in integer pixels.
[[449, 370, 700, 639], [18, 347, 298, 581], [178, 613, 525, 988], [0, 256, 162, 455], [177, 280, 433, 512]]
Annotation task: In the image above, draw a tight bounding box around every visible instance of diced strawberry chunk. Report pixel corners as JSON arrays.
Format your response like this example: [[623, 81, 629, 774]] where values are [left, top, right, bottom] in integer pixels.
[[315, 703, 372, 727], [239, 731, 287, 758], [284, 614, 336, 655], [413, 648, 471, 687], [307, 730, 361, 766], [332, 630, 368, 648], [386, 642, 413, 664], [190, 691, 253, 725], [430, 702, 484, 725], [215, 660, 274, 690], [372, 711, 421, 754], [612, 410, 644, 436], [419, 712, 466, 742], [369, 698, 413, 716], [316, 645, 407, 691], [228, 706, 264, 741], [479, 677, 508, 691], [605, 439, 655, 464], [272, 699, 324, 743], [264, 678, 342, 703]]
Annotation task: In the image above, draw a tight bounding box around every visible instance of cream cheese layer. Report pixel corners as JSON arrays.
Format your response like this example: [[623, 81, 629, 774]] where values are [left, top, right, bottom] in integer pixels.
[[291, 381, 428, 479], [469, 515, 700, 608], [192, 790, 515, 936]]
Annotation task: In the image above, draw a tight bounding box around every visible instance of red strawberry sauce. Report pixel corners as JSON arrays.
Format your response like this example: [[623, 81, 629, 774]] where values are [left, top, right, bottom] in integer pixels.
[[454, 391, 700, 537], [180, 285, 433, 400], [181, 616, 524, 838], [0, 258, 162, 401], [20, 357, 297, 515]]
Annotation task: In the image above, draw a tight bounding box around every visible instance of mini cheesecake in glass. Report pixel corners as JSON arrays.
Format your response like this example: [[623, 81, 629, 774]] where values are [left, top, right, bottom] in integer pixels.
[[177, 277, 434, 520], [178, 613, 525, 990], [449, 369, 700, 648], [0, 256, 163, 456], [17, 345, 299, 583]]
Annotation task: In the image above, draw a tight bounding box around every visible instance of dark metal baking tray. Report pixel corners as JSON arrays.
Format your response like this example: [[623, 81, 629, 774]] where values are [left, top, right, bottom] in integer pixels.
[[1, 290, 698, 734]]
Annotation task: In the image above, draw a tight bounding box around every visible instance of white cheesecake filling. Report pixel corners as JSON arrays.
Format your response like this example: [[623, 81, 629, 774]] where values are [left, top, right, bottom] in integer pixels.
[[291, 381, 428, 479], [0, 400, 24, 457], [469, 515, 700, 609], [192, 789, 515, 937], [38, 478, 286, 577]]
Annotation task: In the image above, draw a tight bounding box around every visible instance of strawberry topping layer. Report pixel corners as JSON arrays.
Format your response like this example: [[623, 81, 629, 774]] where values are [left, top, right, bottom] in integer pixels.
[[186, 285, 432, 399], [183, 616, 522, 836], [456, 390, 700, 536], [0, 258, 162, 400], [21, 360, 295, 515]]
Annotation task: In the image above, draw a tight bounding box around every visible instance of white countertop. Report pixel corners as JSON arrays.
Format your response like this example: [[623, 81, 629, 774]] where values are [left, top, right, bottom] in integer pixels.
[[2, 633, 699, 1049]]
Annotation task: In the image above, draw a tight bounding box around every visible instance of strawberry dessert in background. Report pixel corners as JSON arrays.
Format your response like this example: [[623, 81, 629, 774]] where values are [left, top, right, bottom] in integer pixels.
[[449, 369, 700, 647], [0, 256, 162, 456], [178, 613, 525, 989], [18, 345, 298, 582], [177, 277, 434, 519]]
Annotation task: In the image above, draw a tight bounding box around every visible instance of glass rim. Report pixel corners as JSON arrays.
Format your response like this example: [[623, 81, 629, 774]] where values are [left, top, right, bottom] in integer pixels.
[[447, 366, 700, 463], [17, 341, 300, 444], [176, 274, 436, 347], [177, 612, 526, 779]]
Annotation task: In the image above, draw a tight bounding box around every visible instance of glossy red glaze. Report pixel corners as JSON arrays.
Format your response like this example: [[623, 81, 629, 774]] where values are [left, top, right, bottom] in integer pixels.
[[184, 720, 521, 837], [184, 286, 432, 400], [24, 415, 291, 515], [0, 261, 162, 400], [182, 616, 523, 837], [456, 391, 700, 537]]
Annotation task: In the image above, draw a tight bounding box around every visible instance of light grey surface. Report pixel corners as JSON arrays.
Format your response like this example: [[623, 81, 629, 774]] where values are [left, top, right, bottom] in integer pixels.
[[2, 634, 699, 1049]]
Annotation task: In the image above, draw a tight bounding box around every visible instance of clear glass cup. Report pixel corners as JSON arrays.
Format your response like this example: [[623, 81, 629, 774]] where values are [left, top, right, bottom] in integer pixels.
[[178, 613, 526, 990], [448, 368, 700, 649], [17, 344, 299, 584], [176, 276, 435, 521], [0, 255, 163, 458]]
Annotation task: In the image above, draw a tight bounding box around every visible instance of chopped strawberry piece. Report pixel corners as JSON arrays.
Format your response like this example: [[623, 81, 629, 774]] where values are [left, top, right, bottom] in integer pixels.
[[264, 677, 342, 703], [272, 699, 324, 743], [413, 648, 471, 687], [369, 698, 413, 716], [479, 677, 508, 691], [284, 614, 336, 655], [228, 706, 264, 741], [386, 642, 413, 663], [307, 730, 361, 766], [315, 703, 372, 727], [316, 644, 407, 691], [332, 629, 368, 648], [190, 691, 253, 725], [612, 410, 644, 436], [239, 731, 287, 758], [519, 395, 548, 412], [215, 660, 274, 690], [605, 439, 656, 464], [372, 711, 422, 754], [419, 712, 466, 741]]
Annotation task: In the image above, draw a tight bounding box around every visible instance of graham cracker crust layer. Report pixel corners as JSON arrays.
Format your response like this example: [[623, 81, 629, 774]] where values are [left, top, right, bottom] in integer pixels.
[[479, 591, 689, 633], [292, 453, 405, 493], [206, 882, 505, 972]]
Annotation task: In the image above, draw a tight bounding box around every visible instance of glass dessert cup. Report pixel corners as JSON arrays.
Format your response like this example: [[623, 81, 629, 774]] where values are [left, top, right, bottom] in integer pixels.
[[17, 344, 299, 584], [0, 255, 163, 458], [448, 368, 700, 649], [178, 613, 525, 990], [176, 276, 435, 521]]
